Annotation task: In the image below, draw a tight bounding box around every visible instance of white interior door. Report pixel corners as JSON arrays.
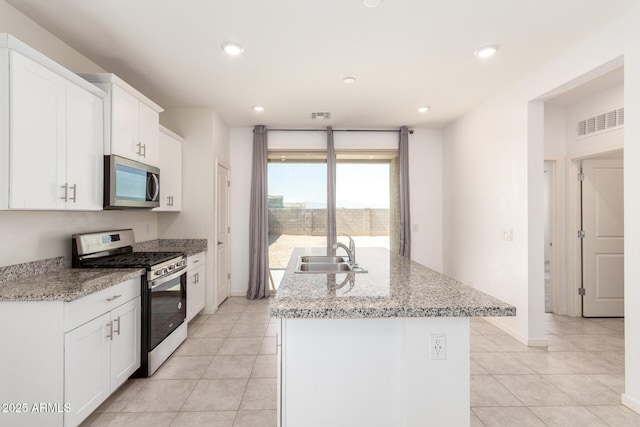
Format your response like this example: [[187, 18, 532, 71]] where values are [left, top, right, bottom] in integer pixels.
[[216, 164, 230, 305], [582, 158, 624, 317]]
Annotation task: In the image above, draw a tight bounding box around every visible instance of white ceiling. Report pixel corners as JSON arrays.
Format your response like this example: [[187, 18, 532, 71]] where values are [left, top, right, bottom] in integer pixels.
[[7, 0, 638, 128]]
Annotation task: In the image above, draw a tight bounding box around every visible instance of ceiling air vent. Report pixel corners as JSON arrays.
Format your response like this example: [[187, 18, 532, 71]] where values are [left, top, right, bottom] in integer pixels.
[[576, 107, 624, 138], [311, 112, 331, 120]]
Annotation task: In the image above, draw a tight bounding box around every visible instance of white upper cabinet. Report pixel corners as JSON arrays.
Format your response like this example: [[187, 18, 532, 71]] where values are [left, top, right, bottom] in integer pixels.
[[153, 126, 183, 212], [79, 73, 163, 168], [0, 34, 105, 211]]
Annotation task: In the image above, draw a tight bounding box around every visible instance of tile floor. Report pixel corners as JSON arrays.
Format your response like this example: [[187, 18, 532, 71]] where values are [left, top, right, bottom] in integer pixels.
[[82, 297, 640, 427]]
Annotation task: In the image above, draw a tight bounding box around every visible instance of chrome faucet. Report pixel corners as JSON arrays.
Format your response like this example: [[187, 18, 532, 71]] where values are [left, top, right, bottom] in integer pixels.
[[333, 234, 356, 266]]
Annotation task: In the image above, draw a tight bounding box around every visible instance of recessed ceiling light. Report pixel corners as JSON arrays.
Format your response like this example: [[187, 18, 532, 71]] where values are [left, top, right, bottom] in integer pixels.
[[222, 41, 244, 56], [474, 45, 499, 58], [343, 76, 356, 84], [417, 106, 430, 113], [252, 105, 265, 112], [363, 0, 383, 7]]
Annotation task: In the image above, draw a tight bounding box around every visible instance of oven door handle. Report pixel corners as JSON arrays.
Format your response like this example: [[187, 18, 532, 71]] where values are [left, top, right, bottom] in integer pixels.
[[148, 267, 186, 289]]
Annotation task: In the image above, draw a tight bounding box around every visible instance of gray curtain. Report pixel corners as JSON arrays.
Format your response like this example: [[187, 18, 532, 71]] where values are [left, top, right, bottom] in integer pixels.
[[326, 127, 336, 254], [247, 125, 270, 299], [399, 126, 411, 257]]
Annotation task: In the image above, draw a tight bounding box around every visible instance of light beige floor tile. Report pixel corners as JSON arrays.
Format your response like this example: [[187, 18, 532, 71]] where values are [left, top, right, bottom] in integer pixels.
[[510, 351, 581, 374], [470, 359, 489, 375], [152, 355, 213, 380], [122, 379, 197, 412], [259, 336, 277, 355], [190, 314, 210, 325], [218, 337, 263, 355], [174, 338, 226, 356], [216, 303, 249, 314], [494, 375, 577, 406], [209, 311, 243, 324], [95, 378, 148, 412], [470, 375, 522, 407], [233, 410, 277, 427], [79, 412, 117, 427], [545, 334, 586, 352], [473, 407, 545, 426], [587, 405, 640, 426], [265, 323, 279, 337], [181, 379, 248, 411], [237, 311, 272, 323], [98, 412, 177, 427], [240, 378, 278, 410], [470, 410, 485, 427], [484, 334, 542, 352], [187, 322, 203, 337], [251, 355, 277, 378], [471, 353, 536, 375], [191, 322, 235, 338], [471, 322, 507, 336], [529, 406, 607, 426], [228, 322, 269, 338], [170, 411, 236, 427], [542, 374, 622, 405], [589, 373, 625, 394], [243, 300, 273, 312], [470, 335, 501, 352], [203, 355, 258, 379], [593, 350, 625, 365], [552, 351, 624, 374]]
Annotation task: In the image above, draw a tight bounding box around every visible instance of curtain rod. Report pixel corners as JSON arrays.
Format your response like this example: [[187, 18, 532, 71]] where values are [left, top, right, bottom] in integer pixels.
[[266, 128, 414, 134]]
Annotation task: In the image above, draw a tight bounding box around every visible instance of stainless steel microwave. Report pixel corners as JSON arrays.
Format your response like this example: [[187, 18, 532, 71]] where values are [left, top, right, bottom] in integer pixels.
[[104, 155, 160, 209]]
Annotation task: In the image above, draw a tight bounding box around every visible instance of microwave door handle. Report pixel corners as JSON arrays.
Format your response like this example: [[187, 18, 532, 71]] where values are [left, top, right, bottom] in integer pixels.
[[147, 173, 159, 201], [152, 174, 159, 201]]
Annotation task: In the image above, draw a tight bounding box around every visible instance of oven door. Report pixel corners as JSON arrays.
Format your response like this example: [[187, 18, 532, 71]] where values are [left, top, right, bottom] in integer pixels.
[[148, 268, 186, 351]]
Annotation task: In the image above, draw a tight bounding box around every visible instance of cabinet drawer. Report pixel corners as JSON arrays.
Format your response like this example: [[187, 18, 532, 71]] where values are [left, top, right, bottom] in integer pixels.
[[64, 277, 141, 332], [187, 252, 205, 270]]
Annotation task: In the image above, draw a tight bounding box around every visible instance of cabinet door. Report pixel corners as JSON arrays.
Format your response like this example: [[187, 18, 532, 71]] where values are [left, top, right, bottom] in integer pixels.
[[64, 312, 111, 427], [153, 130, 182, 211], [186, 265, 206, 322], [110, 84, 139, 161], [65, 81, 103, 211], [9, 50, 66, 209], [110, 296, 141, 391], [138, 102, 159, 167]]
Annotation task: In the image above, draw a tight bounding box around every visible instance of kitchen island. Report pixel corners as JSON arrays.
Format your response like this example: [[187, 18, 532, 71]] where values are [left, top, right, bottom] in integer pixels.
[[270, 247, 515, 427]]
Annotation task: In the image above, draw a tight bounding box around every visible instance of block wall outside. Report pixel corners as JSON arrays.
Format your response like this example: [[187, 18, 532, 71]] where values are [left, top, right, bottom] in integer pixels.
[[268, 208, 389, 236]]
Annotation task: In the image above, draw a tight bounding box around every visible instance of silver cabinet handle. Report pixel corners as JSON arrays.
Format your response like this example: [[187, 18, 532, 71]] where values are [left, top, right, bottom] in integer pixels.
[[60, 183, 68, 201], [114, 316, 121, 336], [166, 196, 171, 206], [106, 321, 113, 340], [69, 184, 77, 203], [193, 259, 200, 263], [136, 142, 142, 156], [106, 294, 122, 302], [141, 143, 146, 158], [217, 241, 223, 245], [170, 196, 174, 207]]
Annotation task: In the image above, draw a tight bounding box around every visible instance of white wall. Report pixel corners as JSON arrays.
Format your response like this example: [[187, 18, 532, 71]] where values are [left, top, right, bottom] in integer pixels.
[[229, 127, 444, 295], [159, 109, 230, 312], [443, 3, 640, 411], [0, 0, 162, 267]]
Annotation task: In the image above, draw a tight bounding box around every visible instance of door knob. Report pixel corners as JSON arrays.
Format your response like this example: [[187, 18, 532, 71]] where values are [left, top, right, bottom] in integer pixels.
[[217, 241, 223, 245]]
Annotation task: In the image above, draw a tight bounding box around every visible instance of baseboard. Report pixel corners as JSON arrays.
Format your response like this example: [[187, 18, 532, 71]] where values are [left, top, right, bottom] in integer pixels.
[[622, 393, 640, 414], [484, 317, 548, 347]]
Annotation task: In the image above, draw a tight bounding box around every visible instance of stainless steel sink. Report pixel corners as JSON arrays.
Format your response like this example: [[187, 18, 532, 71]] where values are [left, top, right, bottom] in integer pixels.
[[294, 255, 367, 274], [300, 256, 347, 263]]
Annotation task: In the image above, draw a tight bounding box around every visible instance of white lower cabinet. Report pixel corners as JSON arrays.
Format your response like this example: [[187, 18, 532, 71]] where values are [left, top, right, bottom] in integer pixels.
[[0, 276, 141, 427], [186, 252, 206, 322], [64, 296, 141, 426]]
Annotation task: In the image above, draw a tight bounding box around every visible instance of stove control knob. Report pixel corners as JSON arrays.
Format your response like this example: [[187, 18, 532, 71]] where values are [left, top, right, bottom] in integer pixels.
[[168, 265, 175, 271]]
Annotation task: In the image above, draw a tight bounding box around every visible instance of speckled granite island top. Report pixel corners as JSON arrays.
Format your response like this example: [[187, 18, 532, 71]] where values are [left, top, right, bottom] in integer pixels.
[[270, 248, 516, 319], [0, 257, 144, 302], [134, 238, 207, 256]]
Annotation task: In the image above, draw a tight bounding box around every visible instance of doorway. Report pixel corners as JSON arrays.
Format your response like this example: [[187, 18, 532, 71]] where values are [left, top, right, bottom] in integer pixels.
[[216, 164, 230, 306], [544, 161, 554, 313], [580, 155, 624, 317]]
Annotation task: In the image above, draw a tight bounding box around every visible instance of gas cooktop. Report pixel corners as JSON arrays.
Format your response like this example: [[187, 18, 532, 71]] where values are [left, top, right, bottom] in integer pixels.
[[79, 252, 184, 269]]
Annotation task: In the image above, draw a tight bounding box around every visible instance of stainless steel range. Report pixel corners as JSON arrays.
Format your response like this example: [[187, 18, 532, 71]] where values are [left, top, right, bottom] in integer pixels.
[[72, 229, 187, 377]]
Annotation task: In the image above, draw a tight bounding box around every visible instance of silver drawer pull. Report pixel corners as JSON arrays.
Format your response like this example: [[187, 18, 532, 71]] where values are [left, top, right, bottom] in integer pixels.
[[106, 294, 122, 302], [69, 184, 77, 203], [114, 317, 121, 336], [60, 184, 68, 201], [106, 321, 113, 340], [193, 259, 200, 263]]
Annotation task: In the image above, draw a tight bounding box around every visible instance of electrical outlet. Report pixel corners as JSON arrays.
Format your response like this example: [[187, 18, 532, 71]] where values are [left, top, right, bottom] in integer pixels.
[[430, 334, 446, 360]]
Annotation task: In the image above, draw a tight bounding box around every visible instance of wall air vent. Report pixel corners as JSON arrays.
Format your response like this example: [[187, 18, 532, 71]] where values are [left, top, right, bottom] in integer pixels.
[[577, 107, 624, 138], [311, 112, 331, 120]]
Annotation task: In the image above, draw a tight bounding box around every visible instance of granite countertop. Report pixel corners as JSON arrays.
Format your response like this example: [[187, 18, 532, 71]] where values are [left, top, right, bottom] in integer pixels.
[[0, 257, 144, 302], [134, 238, 207, 257], [270, 247, 516, 319]]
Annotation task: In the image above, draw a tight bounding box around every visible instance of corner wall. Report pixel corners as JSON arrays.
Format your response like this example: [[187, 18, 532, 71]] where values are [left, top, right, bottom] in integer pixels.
[[442, 3, 640, 411]]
